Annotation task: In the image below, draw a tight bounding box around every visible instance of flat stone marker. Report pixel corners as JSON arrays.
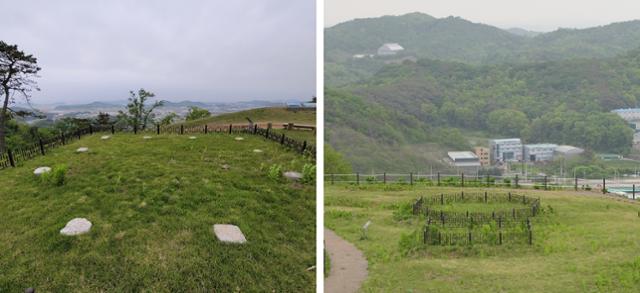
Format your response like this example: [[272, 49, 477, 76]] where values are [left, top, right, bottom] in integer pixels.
[[143, 136, 152, 139], [101, 135, 110, 140], [235, 137, 244, 141], [213, 224, 247, 244], [76, 147, 89, 153], [60, 218, 92, 236], [33, 167, 52, 176], [284, 171, 303, 181], [189, 136, 197, 139], [221, 164, 230, 170], [253, 149, 263, 153]]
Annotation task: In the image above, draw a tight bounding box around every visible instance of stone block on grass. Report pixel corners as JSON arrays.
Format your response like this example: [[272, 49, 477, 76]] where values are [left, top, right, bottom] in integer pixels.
[[76, 147, 89, 153], [284, 171, 303, 181], [213, 224, 247, 244], [60, 218, 92, 236], [33, 167, 52, 176], [235, 137, 244, 141]]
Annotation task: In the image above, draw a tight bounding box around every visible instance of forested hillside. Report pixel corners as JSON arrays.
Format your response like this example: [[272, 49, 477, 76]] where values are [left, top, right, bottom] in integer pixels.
[[326, 13, 640, 87], [326, 49, 640, 172]]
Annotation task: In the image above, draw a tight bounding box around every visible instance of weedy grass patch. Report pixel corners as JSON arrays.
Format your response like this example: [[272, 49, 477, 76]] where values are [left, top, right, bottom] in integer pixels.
[[325, 185, 640, 292], [0, 133, 315, 292]]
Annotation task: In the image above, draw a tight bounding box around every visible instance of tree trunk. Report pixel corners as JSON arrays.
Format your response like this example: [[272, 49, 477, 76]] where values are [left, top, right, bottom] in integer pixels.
[[0, 87, 10, 152]]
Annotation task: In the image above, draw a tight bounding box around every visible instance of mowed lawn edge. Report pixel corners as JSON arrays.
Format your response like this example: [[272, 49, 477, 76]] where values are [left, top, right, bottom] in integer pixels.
[[0, 133, 315, 292], [325, 185, 640, 293]]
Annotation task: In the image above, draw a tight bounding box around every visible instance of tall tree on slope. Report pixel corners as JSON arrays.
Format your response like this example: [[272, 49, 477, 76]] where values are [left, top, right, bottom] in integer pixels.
[[0, 41, 40, 151]]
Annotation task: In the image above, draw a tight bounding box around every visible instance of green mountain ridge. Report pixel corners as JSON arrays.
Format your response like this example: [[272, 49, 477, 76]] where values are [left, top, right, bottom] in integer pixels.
[[326, 49, 640, 172]]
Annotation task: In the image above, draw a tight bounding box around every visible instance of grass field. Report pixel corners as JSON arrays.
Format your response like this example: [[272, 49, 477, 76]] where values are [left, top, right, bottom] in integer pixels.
[[180, 107, 316, 127], [325, 185, 640, 292], [0, 133, 315, 292]]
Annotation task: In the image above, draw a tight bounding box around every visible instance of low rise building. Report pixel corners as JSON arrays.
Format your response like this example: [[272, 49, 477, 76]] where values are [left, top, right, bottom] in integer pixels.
[[554, 145, 584, 158], [473, 147, 490, 166], [447, 151, 481, 169], [523, 144, 558, 162], [377, 43, 404, 56], [489, 138, 522, 164]]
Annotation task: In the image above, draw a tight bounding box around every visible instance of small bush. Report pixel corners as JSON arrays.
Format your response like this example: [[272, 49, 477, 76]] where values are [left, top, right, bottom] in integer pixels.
[[301, 164, 316, 184], [41, 165, 68, 186], [267, 164, 283, 181]]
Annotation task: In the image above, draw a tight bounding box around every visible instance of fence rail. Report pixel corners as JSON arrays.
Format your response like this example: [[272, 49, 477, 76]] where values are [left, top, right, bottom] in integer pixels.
[[0, 123, 314, 171], [325, 172, 640, 197]]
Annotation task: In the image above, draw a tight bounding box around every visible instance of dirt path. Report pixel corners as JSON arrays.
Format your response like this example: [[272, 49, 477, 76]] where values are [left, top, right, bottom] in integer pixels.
[[324, 228, 368, 293]]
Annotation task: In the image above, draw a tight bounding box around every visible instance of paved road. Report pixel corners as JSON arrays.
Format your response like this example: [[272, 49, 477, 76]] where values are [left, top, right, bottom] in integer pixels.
[[324, 228, 368, 293]]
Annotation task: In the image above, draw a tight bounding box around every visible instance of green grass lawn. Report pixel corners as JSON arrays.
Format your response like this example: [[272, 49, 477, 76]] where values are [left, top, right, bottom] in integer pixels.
[[0, 133, 315, 292], [325, 185, 640, 292], [180, 107, 316, 127]]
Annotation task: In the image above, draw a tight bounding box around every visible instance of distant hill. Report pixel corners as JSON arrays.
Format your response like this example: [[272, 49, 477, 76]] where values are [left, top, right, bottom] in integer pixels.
[[505, 27, 542, 37], [325, 13, 640, 86], [326, 50, 640, 172], [180, 107, 316, 127]]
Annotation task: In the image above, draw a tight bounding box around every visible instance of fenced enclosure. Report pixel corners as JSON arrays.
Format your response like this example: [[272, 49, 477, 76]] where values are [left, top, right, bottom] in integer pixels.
[[326, 172, 640, 197], [0, 123, 314, 171], [408, 192, 538, 246]]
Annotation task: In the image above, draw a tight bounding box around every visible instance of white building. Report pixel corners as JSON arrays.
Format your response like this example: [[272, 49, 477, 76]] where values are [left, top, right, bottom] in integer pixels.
[[554, 145, 584, 158], [447, 151, 481, 167], [524, 144, 558, 162], [489, 138, 522, 164], [612, 108, 640, 131], [377, 43, 404, 56]]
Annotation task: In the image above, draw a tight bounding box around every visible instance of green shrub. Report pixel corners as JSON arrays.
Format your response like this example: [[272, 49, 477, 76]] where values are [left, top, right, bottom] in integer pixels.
[[301, 164, 316, 184], [41, 165, 68, 186], [267, 164, 283, 181]]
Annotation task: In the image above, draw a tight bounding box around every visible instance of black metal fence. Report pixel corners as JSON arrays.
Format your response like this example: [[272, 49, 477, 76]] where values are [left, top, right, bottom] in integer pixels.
[[0, 123, 314, 171]]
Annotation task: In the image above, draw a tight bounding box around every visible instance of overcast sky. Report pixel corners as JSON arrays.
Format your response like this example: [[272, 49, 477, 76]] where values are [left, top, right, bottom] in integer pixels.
[[1, 0, 315, 104], [326, 0, 640, 31]]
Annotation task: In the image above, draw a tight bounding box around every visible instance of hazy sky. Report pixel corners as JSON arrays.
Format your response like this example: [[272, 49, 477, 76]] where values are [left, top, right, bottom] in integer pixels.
[[1, 0, 315, 104], [326, 0, 640, 31]]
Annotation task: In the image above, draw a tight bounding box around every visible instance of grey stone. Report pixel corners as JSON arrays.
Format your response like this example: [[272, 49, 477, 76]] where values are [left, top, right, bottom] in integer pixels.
[[221, 164, 230, 170], [60, 218, 92, 236], [33, 167, 51, 176], [76, 147, 89, 153], [143, 136, 152, 139], [283, 171, 303, 181], [189, 136, 197, 139], [253, 149, 263, 153], [101, 135, 110, 140], [234, 137, 244, 141], [213, 224, 247, 244]]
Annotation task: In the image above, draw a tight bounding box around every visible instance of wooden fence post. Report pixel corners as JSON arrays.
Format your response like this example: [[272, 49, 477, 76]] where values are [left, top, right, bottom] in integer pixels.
[[574, 177, 578, 191], [383, 172, 387, 184], [254, 124, 258, 134], [111, 125, 115, 134], [280, 133, 285, 144], [437, 172, 440, 186], [265, 127, 269, 138], [77, 130, 81, 139], [301, 141, 307, 154], [229, 124, 232, 134], [89, 125, 93, 135], [39, 139, 45, 156], [499, 231, 503, 245], [204, 124, 208, 134], [484, 191, 487, 203], [134, 124, 137, 135], [602, 178, 606, 194], [461, 173, 464, 187], [180, 125, 184, 135], [61, 132, 66, 145], [410, 172, 413, 185], [157, 124, 161, 135], [468, 231, 472, 245], [7, 149, 15, 167], [633, 184, 636, 200], [528, 229, 533, 245], [544, 176, 548, 190], [356, 173, 360, 185], [331, 174, 334, 185], [515, 174, 519, 188]]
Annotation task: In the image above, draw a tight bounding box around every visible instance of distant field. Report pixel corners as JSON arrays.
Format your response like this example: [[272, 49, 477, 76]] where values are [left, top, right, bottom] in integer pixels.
[[325, 185, 640, 292], [180, 107, 316, 126], [0, 133, 315, 291]]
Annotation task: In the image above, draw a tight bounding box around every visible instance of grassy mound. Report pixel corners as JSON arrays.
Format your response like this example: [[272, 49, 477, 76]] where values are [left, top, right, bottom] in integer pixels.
[[0, 133, 315, 292], [181, 107, 315, 126], [325, 185, 640, 292]]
